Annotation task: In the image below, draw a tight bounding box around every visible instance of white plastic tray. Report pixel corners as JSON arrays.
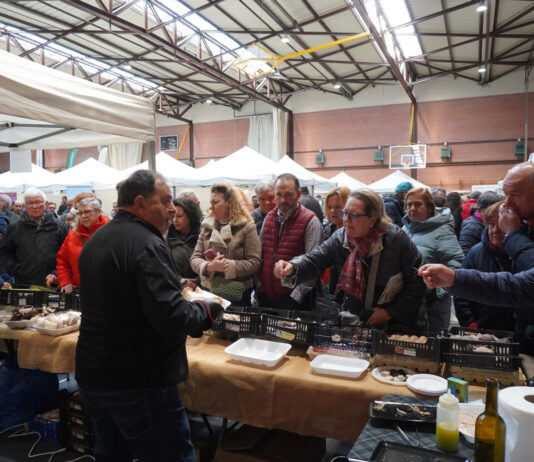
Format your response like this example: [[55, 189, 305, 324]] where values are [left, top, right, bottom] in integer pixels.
[[33, 324, 80, 336], [310, 354, 369, 378], [406, 374, 448, 396], [225, 338, 291, 367], [4, 319, 33, 329], [459, 402, 484, 443]]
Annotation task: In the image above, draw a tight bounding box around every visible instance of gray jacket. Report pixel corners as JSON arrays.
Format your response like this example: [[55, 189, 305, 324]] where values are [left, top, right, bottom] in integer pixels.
[[402, 208, 464, 269]]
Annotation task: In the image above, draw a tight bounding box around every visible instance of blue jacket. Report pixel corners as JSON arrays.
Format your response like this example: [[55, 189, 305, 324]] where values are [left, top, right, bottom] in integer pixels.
[[459, 215, 484, 255], [383, 196, 404, 228], [450, 225, 534, 353], [453, 229, 514, 331]]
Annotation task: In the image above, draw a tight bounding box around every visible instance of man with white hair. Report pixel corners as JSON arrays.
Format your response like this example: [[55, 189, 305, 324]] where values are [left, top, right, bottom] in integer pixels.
[[0, 188, 68, 286], [179, 189, 200, 205], [251, 179, 276, 234]]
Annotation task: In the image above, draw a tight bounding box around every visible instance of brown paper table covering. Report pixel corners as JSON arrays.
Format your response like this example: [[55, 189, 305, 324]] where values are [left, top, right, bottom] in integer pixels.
[[0, 326, 486, 442], [179, 335, 431, 442]]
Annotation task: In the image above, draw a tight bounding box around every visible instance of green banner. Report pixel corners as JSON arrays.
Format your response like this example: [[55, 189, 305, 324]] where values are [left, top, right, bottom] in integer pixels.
[[66, 148, 78, 169]]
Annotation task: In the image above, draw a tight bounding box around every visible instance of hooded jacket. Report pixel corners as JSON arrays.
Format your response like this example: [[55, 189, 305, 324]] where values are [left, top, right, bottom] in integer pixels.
[[0, 210, 68, 285], [167, 224, 200, 280], [454, 228, 514, 331], [383, 195, 404, 228], [190, 214, 261, 290], [290, 224, 426, 333], [56, 214, 110, 288], [402, 208, 464, 268]]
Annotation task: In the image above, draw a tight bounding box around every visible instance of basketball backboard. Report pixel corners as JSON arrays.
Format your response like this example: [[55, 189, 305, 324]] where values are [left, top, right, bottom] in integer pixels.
[[389, 144, 426, 169]]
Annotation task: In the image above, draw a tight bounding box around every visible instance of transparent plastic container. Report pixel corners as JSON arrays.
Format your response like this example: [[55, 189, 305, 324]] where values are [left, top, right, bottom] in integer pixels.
[[436, 390, 459, 452]]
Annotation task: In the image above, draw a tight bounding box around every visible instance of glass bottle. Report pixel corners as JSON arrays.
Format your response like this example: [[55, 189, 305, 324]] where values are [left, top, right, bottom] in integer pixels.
[[436, 390, 459, 452], [474, 378, 506, 462]]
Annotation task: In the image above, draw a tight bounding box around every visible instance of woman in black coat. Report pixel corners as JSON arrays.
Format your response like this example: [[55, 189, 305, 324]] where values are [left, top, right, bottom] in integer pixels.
[[167, 198, 202, 284]]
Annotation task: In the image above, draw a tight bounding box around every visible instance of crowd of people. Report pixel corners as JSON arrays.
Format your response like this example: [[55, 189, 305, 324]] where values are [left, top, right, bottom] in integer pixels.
[[1, 163, 533, 460]]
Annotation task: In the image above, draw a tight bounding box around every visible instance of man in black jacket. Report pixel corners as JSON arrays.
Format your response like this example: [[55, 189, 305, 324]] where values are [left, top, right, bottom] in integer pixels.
[[0, 188, 68, 286], [383, 181, 412, 227], [76, 170, 223, 462]]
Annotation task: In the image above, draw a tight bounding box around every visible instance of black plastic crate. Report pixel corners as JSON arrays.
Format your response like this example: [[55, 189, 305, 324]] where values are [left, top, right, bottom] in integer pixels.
[[313, 324, 376, 355], [43, 292, 80, 311], [1, 289, 45, 307], [259, 307, 335, 345], [58, 389, 93, 455], [441, 326, 520, 370], [211, 305, 261, 336], [376, 331, 441, 362]]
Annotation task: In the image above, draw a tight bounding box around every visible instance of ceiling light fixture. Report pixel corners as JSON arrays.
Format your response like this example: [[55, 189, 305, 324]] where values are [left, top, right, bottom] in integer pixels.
[[476, 1, 487, 13], [478, 65, 487, 73], [206, 98, 213, 104], [333, 82, 342, 89], [280, 34, 290, 43], [123, 63, 132, 70]]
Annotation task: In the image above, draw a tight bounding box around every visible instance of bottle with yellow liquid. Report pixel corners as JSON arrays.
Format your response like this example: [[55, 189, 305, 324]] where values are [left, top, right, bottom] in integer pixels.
[[436, 390, 459, 452], [474, 378, 506, 462]]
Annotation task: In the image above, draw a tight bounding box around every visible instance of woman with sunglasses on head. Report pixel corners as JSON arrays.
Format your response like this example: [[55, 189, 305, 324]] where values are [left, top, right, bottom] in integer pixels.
[[274, 188, 426, 333], [56, 197, 110, 293]]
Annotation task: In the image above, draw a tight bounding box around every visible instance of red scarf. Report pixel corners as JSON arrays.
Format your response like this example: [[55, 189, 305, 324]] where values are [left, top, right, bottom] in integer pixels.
[[335, 227, 385, 300]]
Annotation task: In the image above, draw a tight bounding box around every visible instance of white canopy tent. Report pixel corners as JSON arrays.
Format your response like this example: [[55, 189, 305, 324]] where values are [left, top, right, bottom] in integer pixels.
[[330, 172, 366, 190], [194, 146, 284, 186], [0, 163, 56, 192], [367, 170, 429, 194], [42, 158, 123, 190], [277, 155, 336, 192], [0, 49, 154, 150], [119, 152, 205, 186]]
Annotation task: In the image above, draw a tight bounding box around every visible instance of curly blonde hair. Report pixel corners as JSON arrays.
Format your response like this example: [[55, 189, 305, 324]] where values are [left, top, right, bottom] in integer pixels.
[[210, 183, 253, 223]]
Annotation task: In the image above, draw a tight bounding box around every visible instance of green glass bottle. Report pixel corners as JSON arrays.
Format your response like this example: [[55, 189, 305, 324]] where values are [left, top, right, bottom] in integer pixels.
[[474, 378, 506, 462]]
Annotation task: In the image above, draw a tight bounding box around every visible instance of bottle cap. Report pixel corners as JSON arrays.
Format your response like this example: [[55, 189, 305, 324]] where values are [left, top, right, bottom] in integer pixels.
[[439, 389, 459, 409]]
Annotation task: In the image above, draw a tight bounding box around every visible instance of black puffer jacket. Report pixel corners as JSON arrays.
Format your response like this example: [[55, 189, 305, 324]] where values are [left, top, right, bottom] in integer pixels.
[[459, 216, 484, 255], [0, 210, 68, 285], [167, 224, 200, 280], [251, 207, 266, 234], [76, 211, 221, 389], [290, 224, 426, 333]]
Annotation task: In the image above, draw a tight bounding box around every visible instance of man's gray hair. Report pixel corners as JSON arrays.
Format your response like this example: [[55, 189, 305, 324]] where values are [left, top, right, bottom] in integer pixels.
[[179, 189, 199, 201], [77, 197, 101, 210], [255, 179, 274, 195], [0, 194, 12, 207], [23, 188, 47, 202]]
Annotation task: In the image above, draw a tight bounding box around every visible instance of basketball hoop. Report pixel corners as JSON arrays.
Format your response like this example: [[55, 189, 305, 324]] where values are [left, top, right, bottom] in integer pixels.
[[401, 159, 411, 170]]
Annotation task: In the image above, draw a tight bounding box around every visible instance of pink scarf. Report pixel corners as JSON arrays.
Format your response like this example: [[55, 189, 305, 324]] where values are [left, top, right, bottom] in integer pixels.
[[335, 228, 385, 300]]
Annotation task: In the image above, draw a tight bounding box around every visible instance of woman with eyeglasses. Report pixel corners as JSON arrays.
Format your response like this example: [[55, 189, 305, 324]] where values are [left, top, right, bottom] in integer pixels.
[[56, 197, 110, 293], [402, 187, 464, 333], [274, 188, 426, 333]]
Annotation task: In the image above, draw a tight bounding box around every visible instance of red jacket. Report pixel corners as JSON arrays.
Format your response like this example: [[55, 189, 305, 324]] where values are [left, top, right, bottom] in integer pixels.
[[260, 204, 315, 298], [56, 214, 110, 288], [461, 199, 477, 220]]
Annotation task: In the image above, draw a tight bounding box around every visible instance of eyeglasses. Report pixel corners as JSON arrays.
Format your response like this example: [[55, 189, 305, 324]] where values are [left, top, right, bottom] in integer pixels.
[[339, 209, 370, 222], [25, 201, 44, 207], [78, 210, 98, 216]]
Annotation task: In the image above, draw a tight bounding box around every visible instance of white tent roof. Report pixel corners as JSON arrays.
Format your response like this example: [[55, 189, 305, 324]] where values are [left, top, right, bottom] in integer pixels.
[[277, 155, 336, 192], [330, 172, 367, 190], [0, 163, 56, 193], [119, 152, 205, 186], [197, 159, 216, 170], [195, 146, 284, 186], [367, 170, 429, 193], [42, 158, 123, 190], [0, 49, 154, 150]]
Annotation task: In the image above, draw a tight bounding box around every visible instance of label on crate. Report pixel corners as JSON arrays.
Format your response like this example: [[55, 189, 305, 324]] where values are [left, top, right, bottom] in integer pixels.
[[395, 345, 416, 357], [224, 322, 240, 332], [276, 329, 295, 341]]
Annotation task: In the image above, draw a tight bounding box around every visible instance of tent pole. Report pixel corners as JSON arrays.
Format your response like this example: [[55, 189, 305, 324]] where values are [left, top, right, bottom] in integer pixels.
[[147, 141, 156, 171]]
